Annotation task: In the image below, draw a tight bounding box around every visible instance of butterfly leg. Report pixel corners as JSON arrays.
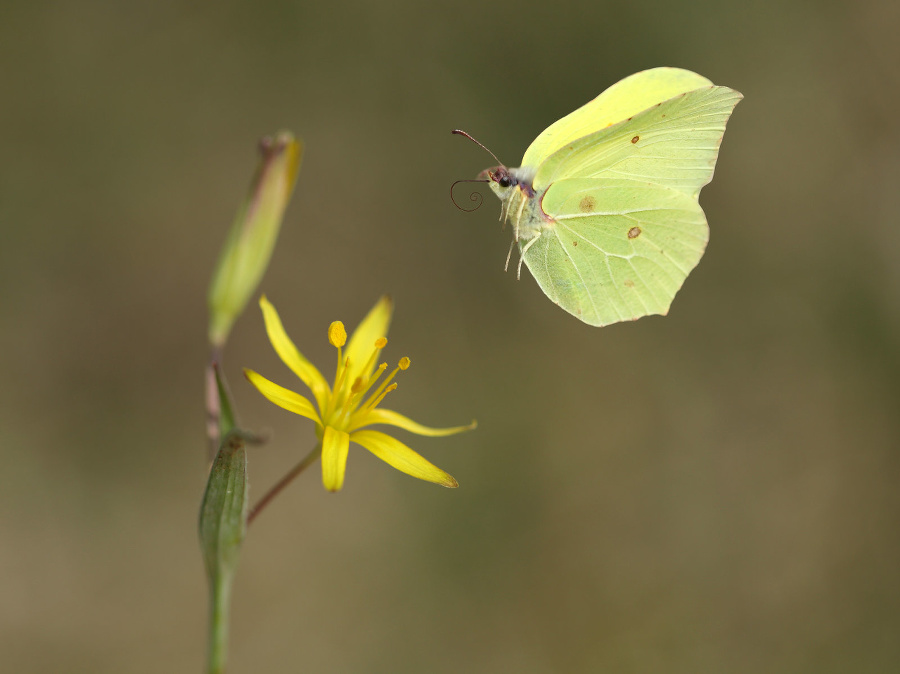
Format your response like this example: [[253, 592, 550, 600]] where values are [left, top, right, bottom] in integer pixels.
[[499, 199, 510, 230], [517, 234, 540, 280], [515, 196, 528, 230], [504, 239, 516, 273]]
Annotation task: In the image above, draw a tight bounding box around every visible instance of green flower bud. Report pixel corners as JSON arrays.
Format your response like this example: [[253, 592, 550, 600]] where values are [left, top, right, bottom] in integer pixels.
[[208, 132, 302, 348]]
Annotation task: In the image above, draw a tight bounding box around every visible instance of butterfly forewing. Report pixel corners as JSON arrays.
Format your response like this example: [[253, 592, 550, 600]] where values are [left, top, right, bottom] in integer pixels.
[[533, 86, 742, 197], [521, 67, 714, 170], [472, 67, 741, 327]]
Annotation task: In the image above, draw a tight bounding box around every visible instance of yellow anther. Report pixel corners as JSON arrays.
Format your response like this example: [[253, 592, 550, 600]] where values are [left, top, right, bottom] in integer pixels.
[[336, 376, 366, 423], [350, 377, 364, 394], [366, 382, 398, 411], [328, 321, 347, 348], [360, 336, 386, 382], [398, 357, 410, 370], [362, 359, 404, 410]]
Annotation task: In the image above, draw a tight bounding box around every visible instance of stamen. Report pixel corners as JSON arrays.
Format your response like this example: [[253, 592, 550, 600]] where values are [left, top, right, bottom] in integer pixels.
[[332, 356, 351, 401], [329, 322, 347, 389], [350, 377, 365, 394], [336, 377, 365, 422], [322, 353, 352, 422], [362, 360, 405, 410], [355, 362, 388, 401], [366, 382, 398, 411], [328, 321, 347, 348], [355, 336, 387, 387]]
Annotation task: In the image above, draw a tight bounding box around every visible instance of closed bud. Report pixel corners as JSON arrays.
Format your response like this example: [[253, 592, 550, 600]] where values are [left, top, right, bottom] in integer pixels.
[[208, 132, 302, 348]]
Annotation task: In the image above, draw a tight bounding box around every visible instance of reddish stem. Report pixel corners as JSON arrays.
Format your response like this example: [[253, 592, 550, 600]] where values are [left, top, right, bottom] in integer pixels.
[[247, 444, 321, 525]]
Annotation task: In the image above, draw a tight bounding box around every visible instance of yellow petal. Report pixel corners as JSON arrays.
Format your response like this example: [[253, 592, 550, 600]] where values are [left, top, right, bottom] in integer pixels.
[[259, 296, 329, 410], [244, 369, 321, 424], [344, 296, 393, 385], [350, 408, 477, 436], [322, 426, 350, 492], [350, 429, 458, 488]]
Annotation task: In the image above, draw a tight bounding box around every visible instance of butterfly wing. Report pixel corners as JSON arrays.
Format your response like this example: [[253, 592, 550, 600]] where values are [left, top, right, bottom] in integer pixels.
[[521, 68, 716, 170], [521, 179, 708, 326], [517, 76, 740, 325], [533, 84, 742, 196]]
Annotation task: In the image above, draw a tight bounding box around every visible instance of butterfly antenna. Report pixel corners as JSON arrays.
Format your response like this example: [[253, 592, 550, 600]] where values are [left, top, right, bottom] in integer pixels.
[[451, 129, 503, 166], [450, 179, 488, 212]]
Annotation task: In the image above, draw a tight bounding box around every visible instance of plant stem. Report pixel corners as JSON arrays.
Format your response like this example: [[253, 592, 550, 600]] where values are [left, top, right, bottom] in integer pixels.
[[207, 569, 233, 674], [205, 348, 226, 461], [247, 443, 321, 525]]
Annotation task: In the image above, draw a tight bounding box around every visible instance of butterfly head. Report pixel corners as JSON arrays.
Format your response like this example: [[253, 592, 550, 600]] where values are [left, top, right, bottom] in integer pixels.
[[480, 165, 536, 202], [451, 130, 535, 210], [480, 165, 517, 200]]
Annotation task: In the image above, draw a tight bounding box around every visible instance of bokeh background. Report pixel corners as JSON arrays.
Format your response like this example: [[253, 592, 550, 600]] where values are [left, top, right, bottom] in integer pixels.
[[2, 1, 899, 672]]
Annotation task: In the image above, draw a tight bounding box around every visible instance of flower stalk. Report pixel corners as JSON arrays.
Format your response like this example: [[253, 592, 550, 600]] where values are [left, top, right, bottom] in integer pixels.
[[199, 132, 300, 674]]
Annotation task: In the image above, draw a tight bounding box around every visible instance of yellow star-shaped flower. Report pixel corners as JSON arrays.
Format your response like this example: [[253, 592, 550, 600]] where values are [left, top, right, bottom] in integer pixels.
[[244, 296, 476, 491]]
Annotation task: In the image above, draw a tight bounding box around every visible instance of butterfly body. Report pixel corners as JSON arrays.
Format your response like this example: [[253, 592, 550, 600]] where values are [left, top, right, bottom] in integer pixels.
[[474, 68, 742, 327], [480, 165, 548, 243]]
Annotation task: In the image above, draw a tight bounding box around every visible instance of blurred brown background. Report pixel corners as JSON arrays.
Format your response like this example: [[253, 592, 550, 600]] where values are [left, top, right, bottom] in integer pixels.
[[2, 1, 899, 672]]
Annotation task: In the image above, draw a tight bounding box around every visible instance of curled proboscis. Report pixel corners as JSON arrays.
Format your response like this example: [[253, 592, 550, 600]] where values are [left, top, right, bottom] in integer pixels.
[[450, 179, 488, 212]]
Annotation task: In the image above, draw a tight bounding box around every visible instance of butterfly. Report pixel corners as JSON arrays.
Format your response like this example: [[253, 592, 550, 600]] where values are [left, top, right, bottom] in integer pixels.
[[455, 67, 742, 327]]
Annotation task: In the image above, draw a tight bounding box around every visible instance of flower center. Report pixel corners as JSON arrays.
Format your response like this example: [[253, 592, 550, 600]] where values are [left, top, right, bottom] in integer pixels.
[[321, 322, 410, 430]]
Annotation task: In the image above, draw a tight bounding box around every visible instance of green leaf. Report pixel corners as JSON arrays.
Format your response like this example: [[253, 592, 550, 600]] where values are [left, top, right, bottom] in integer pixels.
[[199, 429, 252, 674], [199, 430, 249, 588]]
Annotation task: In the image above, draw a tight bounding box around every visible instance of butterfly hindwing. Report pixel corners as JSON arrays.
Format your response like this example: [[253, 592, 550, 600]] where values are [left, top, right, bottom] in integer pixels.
[[521, 178, 708, 326], [471, 68, 741, 326]]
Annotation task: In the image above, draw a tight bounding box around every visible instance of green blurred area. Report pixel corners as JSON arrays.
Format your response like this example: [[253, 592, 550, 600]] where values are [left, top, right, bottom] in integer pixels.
[[2, 1, 899, 672]]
